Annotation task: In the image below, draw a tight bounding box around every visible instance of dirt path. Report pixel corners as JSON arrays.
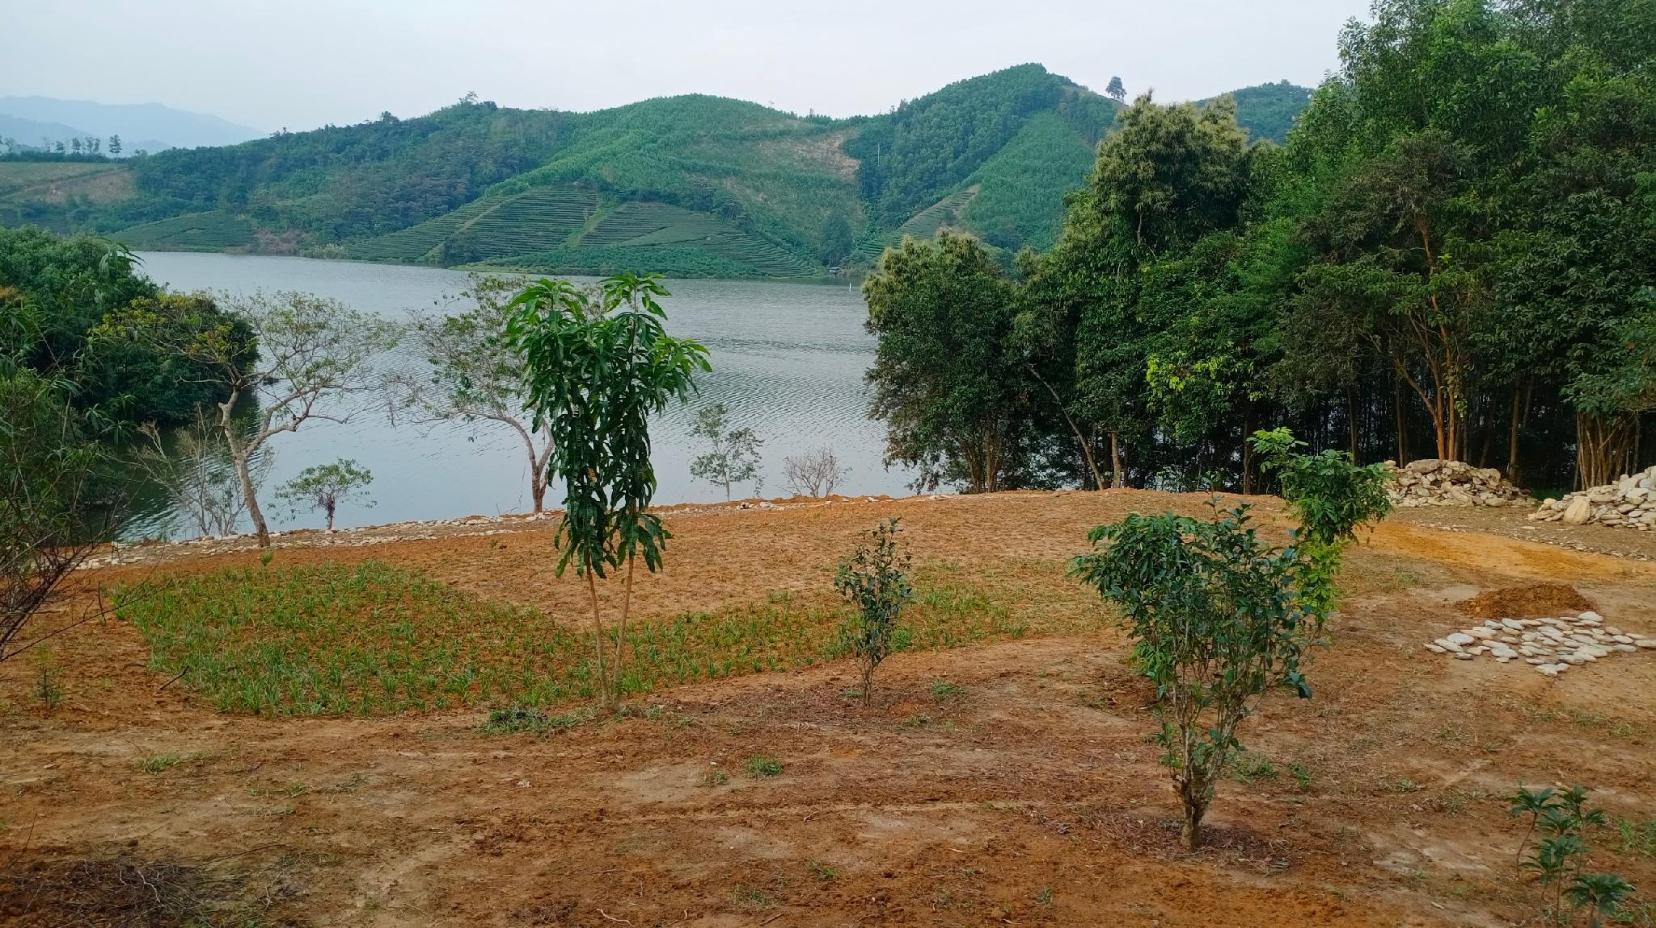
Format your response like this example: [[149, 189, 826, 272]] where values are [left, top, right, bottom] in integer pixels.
[[3, 491, 1654, 926]]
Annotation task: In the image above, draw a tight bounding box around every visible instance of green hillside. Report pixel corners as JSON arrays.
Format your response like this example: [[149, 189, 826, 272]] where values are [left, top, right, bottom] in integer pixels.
[[0, 68, 1312, 279]]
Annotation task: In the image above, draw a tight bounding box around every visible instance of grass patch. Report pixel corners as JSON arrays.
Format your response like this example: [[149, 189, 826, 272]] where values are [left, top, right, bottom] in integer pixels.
[[930, 679, 966, 701], [745, 756, 784, 778], [119, 561, 1043, 717], [1229, 750, 1278, 784]]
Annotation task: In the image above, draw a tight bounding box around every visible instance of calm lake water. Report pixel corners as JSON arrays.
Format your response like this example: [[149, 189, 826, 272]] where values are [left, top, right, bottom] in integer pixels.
[[129, 252, 914, 538]]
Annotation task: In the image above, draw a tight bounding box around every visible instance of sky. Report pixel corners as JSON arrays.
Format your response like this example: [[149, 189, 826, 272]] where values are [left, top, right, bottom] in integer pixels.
[[4, 0, 1373, 131]]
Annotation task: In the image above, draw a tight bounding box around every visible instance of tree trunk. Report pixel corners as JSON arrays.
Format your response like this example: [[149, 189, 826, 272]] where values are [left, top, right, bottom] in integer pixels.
[[1109, 431, 1124, 489], [1180, 799, 1204, 851], [1506, 386, 1523, 484], [219, 396, 271, 548], [585, 570, 611, 708], [531, 479, 546, 514], [1393, 378, 1407, 465], [617, 553, 636, 702], [1577, 413, 1635, 490], [325, 499, 336, 532]]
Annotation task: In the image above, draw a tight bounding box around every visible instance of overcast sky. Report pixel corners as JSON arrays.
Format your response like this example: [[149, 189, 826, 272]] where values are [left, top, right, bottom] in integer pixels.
[[4, 1, 1372, 131]]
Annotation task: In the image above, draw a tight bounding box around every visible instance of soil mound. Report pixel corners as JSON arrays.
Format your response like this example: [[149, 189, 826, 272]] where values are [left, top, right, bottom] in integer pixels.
[[1457, 583, 1592, 619]]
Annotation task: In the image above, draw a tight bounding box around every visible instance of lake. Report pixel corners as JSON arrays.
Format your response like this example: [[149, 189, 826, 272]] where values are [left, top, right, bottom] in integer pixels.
[[128, 252, 915, 538]]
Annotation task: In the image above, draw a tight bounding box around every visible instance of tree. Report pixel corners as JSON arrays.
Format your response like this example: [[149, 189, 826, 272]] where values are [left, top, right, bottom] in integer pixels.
[[1072, 434, 1388, 850], [689, 402, 763, 499], [864, 230, 1043, 493], [783, 446, 849, 497], [276, 459, 374, 531], [820, 213, 854, 266], [507, 272, 709, 708], [833, 519, 913, 705], [397, 274, 554, 512], [138, 408, 270, 538], [95, 290, 397, 548], [1106, 76, 1127, 103], [0, 366, 117, 662], [107, 134, 122, 156]]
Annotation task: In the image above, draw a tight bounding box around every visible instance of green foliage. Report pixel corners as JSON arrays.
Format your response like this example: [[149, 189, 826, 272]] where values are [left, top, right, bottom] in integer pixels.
[[1071, 503, 1328, 849], [275, 459, 374, 531], [507, 272, 709, 707], [1250, 428, 1393, 548], [116, 561, 1036, 716], [744, 755, 784, 778], [864, 230, 1051, 493], [1, 366, 119, 661], [689, 402, 764, 500], [1510, 785, 1638, 926], [1203, 81, 1314, 143], [833, 519, 914, 705], [482, 704, 594, 735]]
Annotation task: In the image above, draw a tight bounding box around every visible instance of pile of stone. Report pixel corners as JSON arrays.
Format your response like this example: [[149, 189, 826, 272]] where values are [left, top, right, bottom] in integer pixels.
[[1386, 459, 1531, 507], [1529, 465, 1656, 530], [1425, 610, 1656, 678]]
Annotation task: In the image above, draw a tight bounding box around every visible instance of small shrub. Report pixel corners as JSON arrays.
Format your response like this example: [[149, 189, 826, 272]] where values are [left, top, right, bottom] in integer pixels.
[[703, 768, 730, 787], [745, 755, 783, 778], [809, 860, 839, 881], [140, 754, 184, 774], [1510, 786, 1638, 926], [1230, 751, 1278, 784], [834, 519, 914, 706]]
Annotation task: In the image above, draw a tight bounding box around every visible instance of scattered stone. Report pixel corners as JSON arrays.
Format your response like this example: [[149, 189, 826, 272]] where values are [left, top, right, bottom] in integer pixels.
[[1427, 610, 1649, 680]]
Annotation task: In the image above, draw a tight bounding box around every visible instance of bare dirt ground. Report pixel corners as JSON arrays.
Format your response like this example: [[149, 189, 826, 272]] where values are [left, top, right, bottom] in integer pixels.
[[3, 490, 1654, 926]]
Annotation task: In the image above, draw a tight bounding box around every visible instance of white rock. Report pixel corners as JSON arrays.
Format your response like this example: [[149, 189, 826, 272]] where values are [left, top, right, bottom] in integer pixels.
[[1425, 643, 1446, 654], [1579, 611, 1604, 623], [1446, 632, 1476, 645], [1635, 639, 1656, 649]]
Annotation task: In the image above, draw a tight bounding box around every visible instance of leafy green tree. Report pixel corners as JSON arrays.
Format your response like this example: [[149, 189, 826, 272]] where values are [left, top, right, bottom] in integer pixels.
[[689, 402, 763, 499], [397, 274, 553, 512], [506, 272, 709, 708], [95, 291, 396, 547], [834, 519, 913, 705], [276, 459, 374, 531], [107, 134, 121, 156], [1106, 76, 1127, 103], [864, 230, 1043, 492]]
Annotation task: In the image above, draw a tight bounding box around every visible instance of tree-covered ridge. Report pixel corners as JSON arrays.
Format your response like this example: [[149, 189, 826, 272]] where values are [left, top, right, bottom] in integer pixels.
[[0, 68, 1311, 278], [864, 0, 1655, 499], [1202, 81, 1315, 143]]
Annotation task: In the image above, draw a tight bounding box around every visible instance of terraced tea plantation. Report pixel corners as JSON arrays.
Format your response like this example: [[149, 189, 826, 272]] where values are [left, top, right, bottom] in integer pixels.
[[852, 186, 981, 264], [112, 210, 256, 250], [352, 185, 820, 278]]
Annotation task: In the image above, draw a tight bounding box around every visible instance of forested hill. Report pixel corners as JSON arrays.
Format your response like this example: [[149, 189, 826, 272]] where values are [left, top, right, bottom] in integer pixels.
[[0, 66, 1311, 279]]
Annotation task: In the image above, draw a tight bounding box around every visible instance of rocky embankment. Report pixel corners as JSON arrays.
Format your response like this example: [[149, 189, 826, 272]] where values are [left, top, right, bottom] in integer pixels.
[[1386, 459, 1531, 507], [1530, 465, 1656, 530]]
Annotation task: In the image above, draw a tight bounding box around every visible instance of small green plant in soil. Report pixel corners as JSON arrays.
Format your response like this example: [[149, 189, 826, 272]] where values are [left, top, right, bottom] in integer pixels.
[[483, 705, 594, 734], [1510, 786, 1637, 926], [930, 679, 965, 701], [745, 755, 783, 778], [833, 519, 914, 706], [1073, 429, 1389, 851]]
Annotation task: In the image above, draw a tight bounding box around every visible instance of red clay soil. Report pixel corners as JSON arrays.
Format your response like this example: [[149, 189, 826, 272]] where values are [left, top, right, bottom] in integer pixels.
[[1457, 583, 1596, 619], [3, 490, 1654, 927]]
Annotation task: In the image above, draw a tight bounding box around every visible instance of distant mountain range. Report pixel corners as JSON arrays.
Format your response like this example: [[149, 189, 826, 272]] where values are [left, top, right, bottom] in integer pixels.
[[0, 96, 263, 154], [0, 68, 1313, 278]]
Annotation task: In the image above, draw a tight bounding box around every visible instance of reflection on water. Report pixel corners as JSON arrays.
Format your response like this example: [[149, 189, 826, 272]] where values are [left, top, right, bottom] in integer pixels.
[[127, 253, 914, 538]]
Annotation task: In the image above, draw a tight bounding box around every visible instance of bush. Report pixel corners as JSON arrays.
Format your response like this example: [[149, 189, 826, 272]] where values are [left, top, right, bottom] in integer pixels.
[[1072, 504, 1325, 849], [833, 519, 914, 706], [1510, 786, 1637, 926]]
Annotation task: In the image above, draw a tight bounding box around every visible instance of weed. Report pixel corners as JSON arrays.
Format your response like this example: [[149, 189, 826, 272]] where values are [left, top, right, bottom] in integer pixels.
[[809, 860, 838, 881], [1288, 762, 1314, 791], [31, 649, 63, 712], [483, 705, 594, 734], [1230, 751, 1278, 784], [1035, 886, 1055, 907], [1387, 776, 1423, 794], [733, 885, 775, 910], [901, 713, 932, 729], [703, 768, 730, 787], [745, 756, 784, 778], [1614, 817, 1656, 859], [930, 679, 966, 701], [140, 753, 184, 774]]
